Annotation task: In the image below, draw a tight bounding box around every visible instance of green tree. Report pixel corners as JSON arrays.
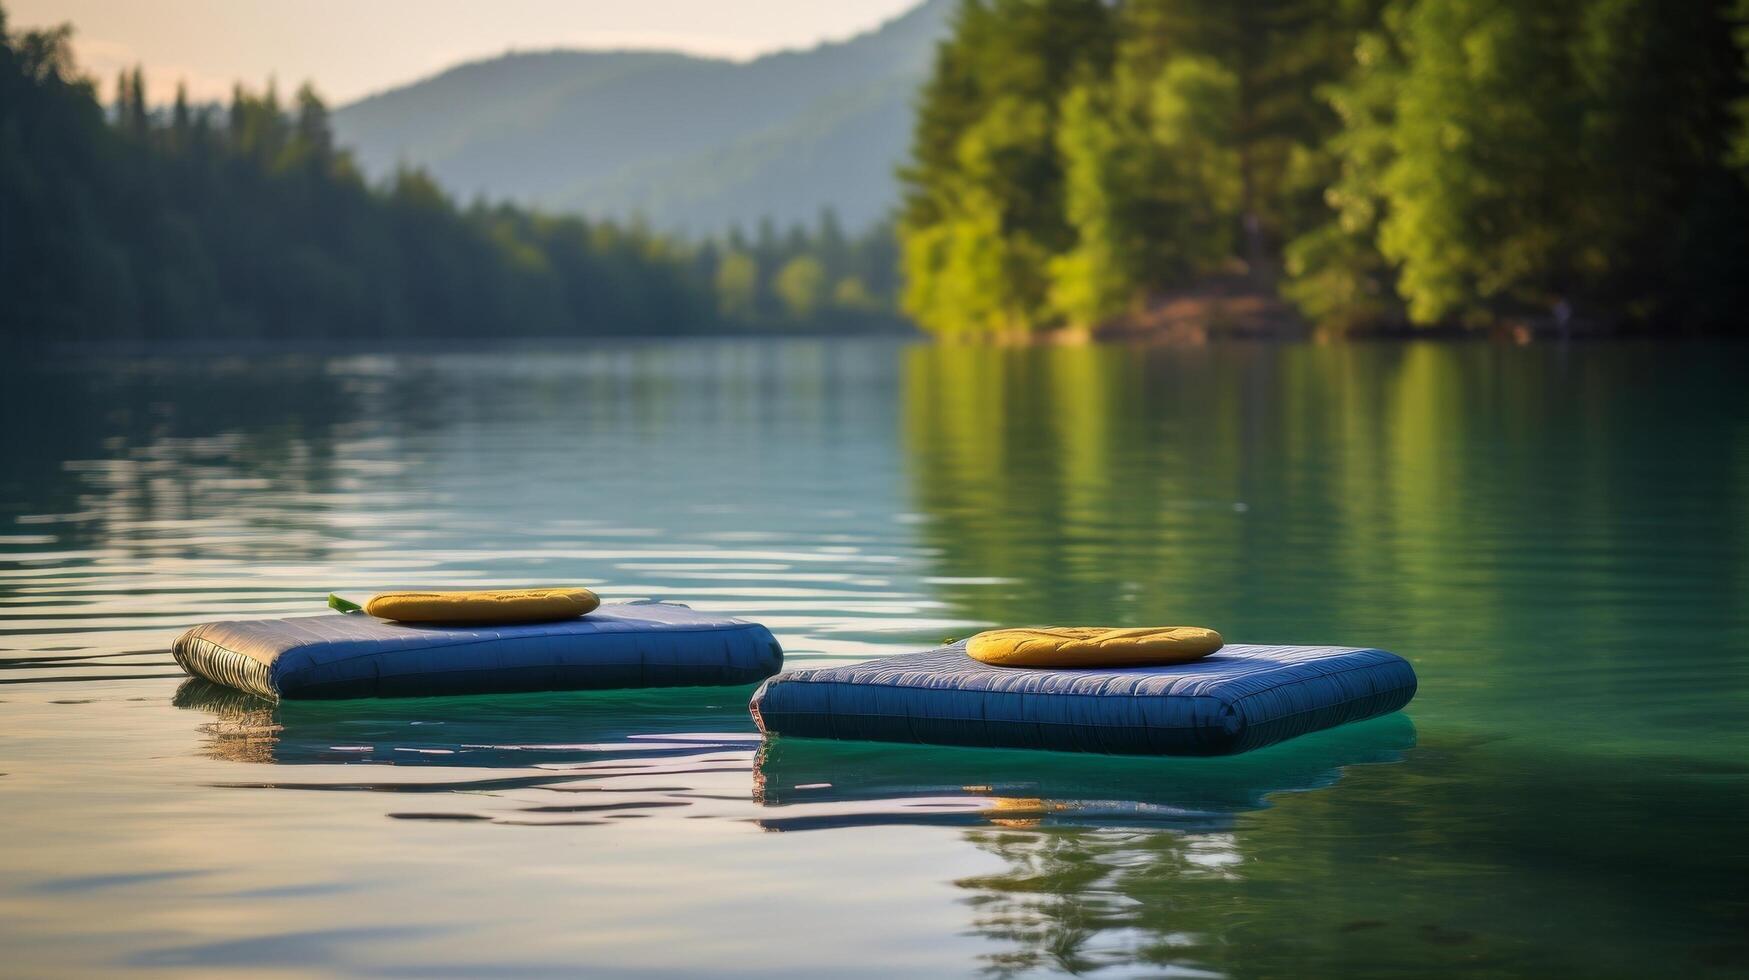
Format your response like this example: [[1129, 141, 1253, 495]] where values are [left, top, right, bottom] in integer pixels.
[[1281, 20, 1407, 329], [292, 83, 333, 164], [1373, 0, 1741, 326], [815, 207, 849, 282], [0, 5, 732, 349], [128, 66, 145, 133], [1049, 53, 1241, 327], [902, 0, 1381, 336], [831, 275, 875, 311], [774, 254, 827, 320], [1121, 0, 1381, 278], [1376, 0, 1585, 324], [170, 82, 190, 142], [714, 250, 758, 319], [1736, 0, 1749, 174], [900, 0, 1115, 336], [1048, 82, 1135, 326]]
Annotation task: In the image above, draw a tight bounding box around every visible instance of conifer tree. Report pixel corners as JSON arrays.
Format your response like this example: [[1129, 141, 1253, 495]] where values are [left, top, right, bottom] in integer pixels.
[[170, 82, 190, 142]]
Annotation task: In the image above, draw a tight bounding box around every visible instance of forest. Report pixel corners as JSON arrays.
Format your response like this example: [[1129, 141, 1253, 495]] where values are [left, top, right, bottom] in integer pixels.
[[0, 6, 899, 347], [7, 0, 1749, 345], [900, 0, 1749, 337]]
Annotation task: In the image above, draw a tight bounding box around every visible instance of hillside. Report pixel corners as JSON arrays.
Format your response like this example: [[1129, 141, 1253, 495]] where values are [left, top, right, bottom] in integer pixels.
[[332, 0, 951, 234]]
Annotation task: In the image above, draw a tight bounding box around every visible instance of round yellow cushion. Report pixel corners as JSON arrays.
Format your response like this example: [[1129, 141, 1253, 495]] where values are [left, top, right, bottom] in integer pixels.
[[966, 626, 1224, 668], [364, 588, 600, 624]]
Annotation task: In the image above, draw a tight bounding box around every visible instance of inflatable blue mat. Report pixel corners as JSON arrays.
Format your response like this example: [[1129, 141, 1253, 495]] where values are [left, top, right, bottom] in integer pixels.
[[750, 642, 1415, 756], [173, 601, 782, 700]]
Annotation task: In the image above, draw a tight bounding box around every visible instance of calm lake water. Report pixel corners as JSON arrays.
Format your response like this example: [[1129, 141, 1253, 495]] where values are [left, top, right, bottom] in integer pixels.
[[2, 339, 1746, 977]]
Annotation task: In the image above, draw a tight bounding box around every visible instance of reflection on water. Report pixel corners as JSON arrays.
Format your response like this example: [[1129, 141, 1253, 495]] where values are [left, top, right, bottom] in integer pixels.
[[3, 339, 1747, 976], [905, 342, 1749, 758], [753, 715, 1416, 832], [172, 677, 1413, 834], [950, 733, 1749, 978], [173, 680, 761, 770]]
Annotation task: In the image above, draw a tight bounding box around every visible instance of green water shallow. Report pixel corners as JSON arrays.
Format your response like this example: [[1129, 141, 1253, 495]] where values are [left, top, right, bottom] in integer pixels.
[[1, 339, 1745, 977]]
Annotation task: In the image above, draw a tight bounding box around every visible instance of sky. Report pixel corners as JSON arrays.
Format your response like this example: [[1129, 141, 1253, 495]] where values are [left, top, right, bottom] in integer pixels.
[[10, 0, 923, 106]]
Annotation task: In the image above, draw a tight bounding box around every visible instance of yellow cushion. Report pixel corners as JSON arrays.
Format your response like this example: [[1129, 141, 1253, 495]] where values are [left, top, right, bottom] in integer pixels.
[[966, 626, 1223, 668], [364, 588, 600, 624]]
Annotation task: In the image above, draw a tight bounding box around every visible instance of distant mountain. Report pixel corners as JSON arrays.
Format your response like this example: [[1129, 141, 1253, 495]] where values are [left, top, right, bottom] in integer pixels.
[[332, 0, 952, 235]]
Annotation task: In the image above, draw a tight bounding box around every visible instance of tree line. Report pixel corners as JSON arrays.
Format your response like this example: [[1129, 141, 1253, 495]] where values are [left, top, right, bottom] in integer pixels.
[[0, 7, 902, 348], [900, 0, 1749, 337], [699, 213, 899, 329]]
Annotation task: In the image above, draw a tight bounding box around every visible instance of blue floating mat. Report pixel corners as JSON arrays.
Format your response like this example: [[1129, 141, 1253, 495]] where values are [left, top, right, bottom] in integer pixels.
[[750, 642, 1416, 756], [173, 601, 782, 700]]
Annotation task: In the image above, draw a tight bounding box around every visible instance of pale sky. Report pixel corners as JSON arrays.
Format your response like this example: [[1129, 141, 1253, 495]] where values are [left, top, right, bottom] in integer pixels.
[[10, 0, 923, 105]]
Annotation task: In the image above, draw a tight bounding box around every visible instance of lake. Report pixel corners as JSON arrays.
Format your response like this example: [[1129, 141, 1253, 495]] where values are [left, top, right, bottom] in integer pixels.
[[2, 338, 1745, 977]]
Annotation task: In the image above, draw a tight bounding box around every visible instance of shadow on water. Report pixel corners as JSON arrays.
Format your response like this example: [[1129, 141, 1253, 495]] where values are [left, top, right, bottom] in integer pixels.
[[173, 679, 1426, 836], [171, 679, 765, 813], [172, 678, 760, 766], [752, 714, 1417, 832]]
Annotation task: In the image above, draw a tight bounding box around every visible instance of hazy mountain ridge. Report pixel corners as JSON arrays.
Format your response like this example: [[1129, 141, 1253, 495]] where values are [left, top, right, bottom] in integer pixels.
[[333, 0, 952, 233]]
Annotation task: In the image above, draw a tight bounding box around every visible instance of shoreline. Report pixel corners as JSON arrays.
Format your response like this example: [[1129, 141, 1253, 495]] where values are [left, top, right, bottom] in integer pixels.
[[17, 300, 1744, 361], [22, 330, 1744, 363]]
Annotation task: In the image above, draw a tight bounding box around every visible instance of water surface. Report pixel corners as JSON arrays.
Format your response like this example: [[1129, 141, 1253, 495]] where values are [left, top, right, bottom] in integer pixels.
[[2, 340, 1746, 977]]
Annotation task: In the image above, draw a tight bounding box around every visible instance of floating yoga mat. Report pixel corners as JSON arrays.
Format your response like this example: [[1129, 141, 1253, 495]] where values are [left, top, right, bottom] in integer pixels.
[[173, 601, 783, 700], [750, 641, 1416, 756]]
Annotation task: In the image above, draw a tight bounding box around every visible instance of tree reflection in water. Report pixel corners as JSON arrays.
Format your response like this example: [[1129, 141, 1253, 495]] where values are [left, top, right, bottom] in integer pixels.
[[754, 720, 1414, 975]]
